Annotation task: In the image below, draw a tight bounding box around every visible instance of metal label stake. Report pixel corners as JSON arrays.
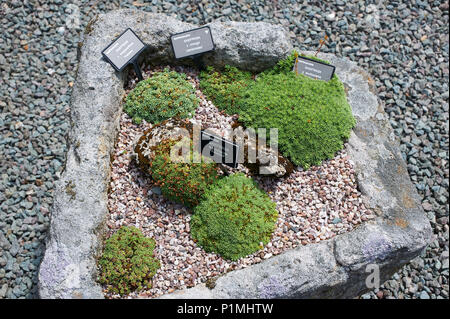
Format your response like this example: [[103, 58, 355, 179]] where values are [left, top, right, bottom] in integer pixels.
[[170, 26, 215, 70], [192, 55, 205, 71], [101, 28, 147, 82], [132, 59, 144, 81]]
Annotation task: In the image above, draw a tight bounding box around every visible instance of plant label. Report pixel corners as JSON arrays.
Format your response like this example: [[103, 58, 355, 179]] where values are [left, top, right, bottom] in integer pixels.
[[201, 131, 239, 168], [293, 56, 335, 81], [171, 26, 215, 59], [102, 28, 146, 75]]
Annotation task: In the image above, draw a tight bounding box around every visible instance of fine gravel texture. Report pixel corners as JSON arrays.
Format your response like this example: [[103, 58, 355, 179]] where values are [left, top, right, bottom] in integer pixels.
[[0, 0, 448, 299], [106, 65, 375, 298]]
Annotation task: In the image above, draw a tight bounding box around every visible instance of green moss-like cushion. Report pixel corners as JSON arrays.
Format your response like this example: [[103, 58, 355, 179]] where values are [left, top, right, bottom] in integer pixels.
[[98, 226, 160, 295], [124, 69, 199, 124], [239, 70, 355, 168], [199, 52, 356, 169], [151, 138, 221, 207], [191, 173, 278, 261], [199, 65, 253, 115]]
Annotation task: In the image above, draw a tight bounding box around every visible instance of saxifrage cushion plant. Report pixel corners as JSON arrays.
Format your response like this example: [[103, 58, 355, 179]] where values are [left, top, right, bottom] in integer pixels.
[[98, 226, 160, 295], [199, 52, 356, 169], [199, 64, 253, 115], [150, 137, 221, 207], [190, 173, 278, 261], [124, 68, 199, 124], [239, 67, 355, 168]]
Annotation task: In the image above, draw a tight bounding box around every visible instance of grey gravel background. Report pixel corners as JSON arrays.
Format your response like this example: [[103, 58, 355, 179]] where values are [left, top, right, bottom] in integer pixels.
[[0, 0, 448, 299]]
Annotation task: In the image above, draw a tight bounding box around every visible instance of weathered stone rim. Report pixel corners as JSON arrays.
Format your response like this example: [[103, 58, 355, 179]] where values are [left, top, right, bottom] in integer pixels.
[[38, 9, 432, 299]]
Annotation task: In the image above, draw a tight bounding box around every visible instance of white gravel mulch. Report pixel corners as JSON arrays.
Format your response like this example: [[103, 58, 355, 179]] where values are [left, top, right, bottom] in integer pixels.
[[104, 65, 375, 298]]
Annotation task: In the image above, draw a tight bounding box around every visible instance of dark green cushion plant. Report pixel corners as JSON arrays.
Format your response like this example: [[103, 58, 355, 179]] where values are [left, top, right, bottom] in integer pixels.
[[98, 226, 160, 295], [199, 52, 356, 169], [190, 173, 278, 261], [150, 137, 221, 207], [260, 51, 297, 76], [199, 65, 253, 115], [239, 70, 355, 168], [124, 69, 199, 124]]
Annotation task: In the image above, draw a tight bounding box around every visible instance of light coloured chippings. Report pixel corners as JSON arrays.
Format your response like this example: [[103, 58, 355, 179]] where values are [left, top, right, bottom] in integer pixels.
[[105, 64, 375, 299]]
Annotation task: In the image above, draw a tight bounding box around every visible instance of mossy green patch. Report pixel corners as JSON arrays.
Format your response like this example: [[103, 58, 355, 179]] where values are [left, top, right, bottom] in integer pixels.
[[199, 65, 253, 115], [191, 173, 278, 261], [150, 137, 221, 208], [199, 52, 355, 168], [124, 69, 199, 124], [98, 226, 160, 296]]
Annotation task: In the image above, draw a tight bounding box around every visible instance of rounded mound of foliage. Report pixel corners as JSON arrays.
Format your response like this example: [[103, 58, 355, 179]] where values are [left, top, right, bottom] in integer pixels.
[[98, 226, 160, 295], [199, 53, 356, 168], [124, 69, 199, 124], [150, 137, 220, 207], [239, 70, 355, 168], [199, 65, 253, 114], [191, 173, 278, 261]]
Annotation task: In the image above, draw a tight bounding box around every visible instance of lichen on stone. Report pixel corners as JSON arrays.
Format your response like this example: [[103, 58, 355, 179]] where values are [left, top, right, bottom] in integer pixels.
[[65, 180, 76, 200]]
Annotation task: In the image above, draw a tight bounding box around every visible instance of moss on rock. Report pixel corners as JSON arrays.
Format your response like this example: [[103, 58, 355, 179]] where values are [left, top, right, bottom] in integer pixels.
[[150, 137, 221, 207]]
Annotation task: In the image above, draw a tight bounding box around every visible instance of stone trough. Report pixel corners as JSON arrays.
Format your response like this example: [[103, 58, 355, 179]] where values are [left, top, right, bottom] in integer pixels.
[[38, 9, 432, 299]]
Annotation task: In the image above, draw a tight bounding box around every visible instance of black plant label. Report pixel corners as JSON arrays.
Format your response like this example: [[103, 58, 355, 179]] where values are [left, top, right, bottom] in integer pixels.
[[102, 28, 146, 72], [293, 56, 335, 81], [200, 130, 239, 168], [171, 26, 215, 59]]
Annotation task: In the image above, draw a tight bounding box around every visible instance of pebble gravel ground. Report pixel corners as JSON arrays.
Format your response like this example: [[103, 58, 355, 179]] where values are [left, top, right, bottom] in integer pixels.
[[106, 65, 374, 298], [0, 0, 448, 299]]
